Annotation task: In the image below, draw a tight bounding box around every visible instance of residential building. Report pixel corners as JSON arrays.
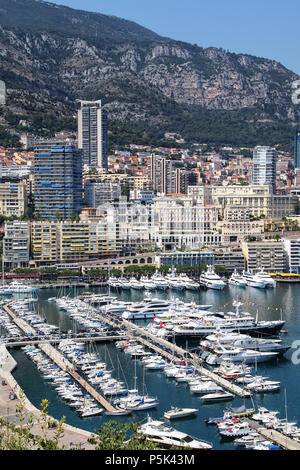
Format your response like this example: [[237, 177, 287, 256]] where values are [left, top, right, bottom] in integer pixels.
[[0, 181, 27, 217], [241, 240, 287, 273], [84, 181, 121, 207], [3, 221, 30, 269], [0, 81, 5, 105], [34, 142, 82, 220], [214, 248, 245, 273], [294, 131, 300, 169], [283, 238, 300, 274], [31, 220, 118, 267], [218, 205, 264, 243], [253, 146, 277, 192], [149, 154, 184, 194], [130, 189, 154, 204], [77, 100, 108, 168]]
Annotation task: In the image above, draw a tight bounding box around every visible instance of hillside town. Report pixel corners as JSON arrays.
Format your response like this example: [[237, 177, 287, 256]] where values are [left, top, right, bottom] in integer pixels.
[[0, 95, 299, 279]]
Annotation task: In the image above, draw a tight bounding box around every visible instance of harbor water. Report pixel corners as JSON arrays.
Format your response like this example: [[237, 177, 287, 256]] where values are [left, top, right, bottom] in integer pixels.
[[9, 283, 300, 450]]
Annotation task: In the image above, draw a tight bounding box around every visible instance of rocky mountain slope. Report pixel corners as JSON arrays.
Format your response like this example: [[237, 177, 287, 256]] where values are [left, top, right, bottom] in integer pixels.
[[0, 0, 299, 147]]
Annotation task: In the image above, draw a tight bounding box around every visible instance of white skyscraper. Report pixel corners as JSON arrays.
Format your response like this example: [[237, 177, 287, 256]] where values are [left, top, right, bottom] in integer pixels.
[[253, 146, 277, 193], [77, 100, 108, 168], [0, 81, 6, 105]]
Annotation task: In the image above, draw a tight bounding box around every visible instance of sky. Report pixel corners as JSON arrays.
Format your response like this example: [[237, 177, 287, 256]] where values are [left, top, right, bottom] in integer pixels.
[[50, 0, 300, 75]]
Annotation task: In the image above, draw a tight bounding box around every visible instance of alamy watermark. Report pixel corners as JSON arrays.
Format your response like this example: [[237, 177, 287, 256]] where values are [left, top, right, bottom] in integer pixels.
[[290, 341, 300, 364]]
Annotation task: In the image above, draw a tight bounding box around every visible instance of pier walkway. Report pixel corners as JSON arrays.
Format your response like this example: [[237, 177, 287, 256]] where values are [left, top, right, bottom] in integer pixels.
[[3, 336, 128, 348], [246, 418, 300, 450]]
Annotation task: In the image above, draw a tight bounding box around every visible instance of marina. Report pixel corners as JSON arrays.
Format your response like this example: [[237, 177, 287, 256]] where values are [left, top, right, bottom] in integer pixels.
[[1, 282, 300, 450]]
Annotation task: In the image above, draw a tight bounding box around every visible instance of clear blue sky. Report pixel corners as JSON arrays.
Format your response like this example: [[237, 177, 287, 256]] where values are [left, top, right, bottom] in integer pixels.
[[53, 0, 300, 74]]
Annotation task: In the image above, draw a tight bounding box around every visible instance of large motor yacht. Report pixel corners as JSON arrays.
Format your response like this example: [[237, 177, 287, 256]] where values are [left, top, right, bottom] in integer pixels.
[[121, 298, 172, 320], [205, 346, 279, 365], [199, 266, 226, 290], [228, 269, 247, 287], [151, 272, 169, 290], [241, 271, 266, 288], [255, 268, 276, 287], [137, 416, 213, 449]]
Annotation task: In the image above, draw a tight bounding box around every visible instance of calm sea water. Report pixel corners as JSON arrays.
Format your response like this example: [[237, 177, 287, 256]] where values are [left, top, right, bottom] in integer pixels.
[[9, 284, 300, 450]]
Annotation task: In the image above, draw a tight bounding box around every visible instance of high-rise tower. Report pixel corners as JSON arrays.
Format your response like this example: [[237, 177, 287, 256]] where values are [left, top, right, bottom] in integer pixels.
[[253, 146, 277, 193], [34, 141, 82, 220], [77, 100, 108, 169]]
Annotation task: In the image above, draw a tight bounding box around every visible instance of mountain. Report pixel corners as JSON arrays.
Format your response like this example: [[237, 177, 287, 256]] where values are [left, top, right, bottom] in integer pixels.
[[0, 0, 299, 148]]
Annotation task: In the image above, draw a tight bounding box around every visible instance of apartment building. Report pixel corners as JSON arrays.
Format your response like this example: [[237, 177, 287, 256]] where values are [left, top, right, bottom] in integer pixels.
[[241, 240, 287, 272], [283, 238, 300, 274], [0, 181, 27, 217], [77, 100, 108, 169], [34, 142, 82, 220], [84, 181, 121, 207], [3, 221, 30, 269]]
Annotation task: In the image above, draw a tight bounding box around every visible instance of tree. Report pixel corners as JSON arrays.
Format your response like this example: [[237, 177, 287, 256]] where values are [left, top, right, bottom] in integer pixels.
[[71, 213, 80, 222], [0, 392, 67, 450]]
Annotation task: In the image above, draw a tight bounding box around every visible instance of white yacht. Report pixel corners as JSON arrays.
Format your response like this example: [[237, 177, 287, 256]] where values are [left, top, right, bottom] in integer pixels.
[[163, 407, 198, 420], [255, 268, 276, 287], [140, 276, 156, 290], [219, 421, 256, 438], [138, 416, 212, 449], [199, 266, 226, 290], [107, 276, 122, 288], [116, 394, 159, 411], [252, 407, 280, 423], [201, 330, 290, 354], [118, 278, 131, 290], [228, 269, 247, 287], [122, 298, 172, 320], [200, 392, 234, 402], [130, 278, 144, 290], [177, 274, 199, 290], [6, 281, 39, 294], [151, 272, 169, 290], [241, 271, 266, 288], [190, 381, 224, 395], [205, 346, 279, 365], [166, 268, 186, 290]]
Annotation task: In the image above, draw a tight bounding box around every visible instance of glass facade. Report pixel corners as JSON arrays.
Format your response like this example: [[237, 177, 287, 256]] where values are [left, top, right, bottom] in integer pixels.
[[253, 146, 276, 193], [34, 142, 82, 220], [294, 131, 300, 169], [78, 100, 108, 169]]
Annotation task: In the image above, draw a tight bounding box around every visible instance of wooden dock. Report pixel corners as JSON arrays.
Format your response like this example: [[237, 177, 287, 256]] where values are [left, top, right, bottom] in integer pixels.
[[246, 418, 300, 450]]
